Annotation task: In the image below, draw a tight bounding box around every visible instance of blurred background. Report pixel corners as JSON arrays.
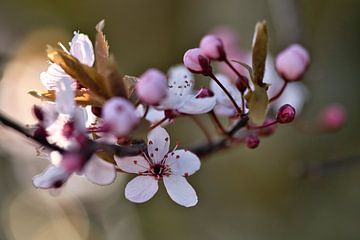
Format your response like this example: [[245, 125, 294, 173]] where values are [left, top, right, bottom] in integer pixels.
[[0, 0, 359, 239]]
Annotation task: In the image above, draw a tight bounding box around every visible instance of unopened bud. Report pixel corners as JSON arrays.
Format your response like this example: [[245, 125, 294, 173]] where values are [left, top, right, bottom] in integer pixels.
[[320, 104, 346, 131], [200, 35, 225, 60], [245, 135, 260, 149], [275, 44, 310, 81], [277, 104, 296, 124], [33, 105, 44, 121], [136, 69, 168, 105], [183, 48, 211, 74], [235, 76, 249, 93]]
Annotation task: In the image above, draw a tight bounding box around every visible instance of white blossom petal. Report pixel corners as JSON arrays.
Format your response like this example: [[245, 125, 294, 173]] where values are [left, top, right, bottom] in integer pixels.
[[55, 78, 75, 115], [70, 32, 95, 66], [177, 95, 216, 114], [136, 105, 170, 126], [147, 127, 170, 163], [210, 74, 242, 116], [125, 176, 158, 203], [166, 150, 201, 176], [271, 82, 308, 114], [163, 175, 198, 207], [84, 156, 116, 185], [40, 64, 74, 90], [32, 165, 70, 189], [167, 65, 194, 97], [115, 155, 150, 173]]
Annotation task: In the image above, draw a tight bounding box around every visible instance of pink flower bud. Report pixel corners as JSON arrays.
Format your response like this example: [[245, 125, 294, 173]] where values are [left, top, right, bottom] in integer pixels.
[[277, 104, 296, 124], [136, 69, 168, 105], [183, 48, 210, 73], [275, 44, 310, 81], [102, 97, 139, 136], [320, 104, 346, 131], [200, 35, 224, 60], [195, 87, 214, 98], [245, 135, 260, 149]]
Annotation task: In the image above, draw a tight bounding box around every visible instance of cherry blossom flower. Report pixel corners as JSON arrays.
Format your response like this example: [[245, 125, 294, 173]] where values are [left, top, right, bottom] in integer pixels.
[[40, 31, 94, 90], [210, 73, 243, 117], [102, 97, 139, 137], [33, 150, 116, 189], [115, 127, 201, 207], [158, 65, 216, 115]]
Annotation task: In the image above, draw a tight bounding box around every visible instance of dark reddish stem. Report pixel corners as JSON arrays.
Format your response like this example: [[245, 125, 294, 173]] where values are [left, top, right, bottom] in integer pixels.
[[249, 120, 277, 130], [150, 116, 168, 129], [209, 111, 227, 135], [224, 58, 250, 89], [269, 81, 288, 102], [209, 72, 242, 115]]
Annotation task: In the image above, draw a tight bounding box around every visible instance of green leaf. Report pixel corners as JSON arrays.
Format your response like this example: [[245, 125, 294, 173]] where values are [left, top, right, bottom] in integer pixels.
[[246, 84, 269, 125], [252, 20, 268, 87]]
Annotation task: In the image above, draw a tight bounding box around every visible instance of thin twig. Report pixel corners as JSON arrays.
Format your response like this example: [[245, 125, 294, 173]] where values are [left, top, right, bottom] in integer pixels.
[[190, 115, 213, 144], [269, 81, 288, 102]]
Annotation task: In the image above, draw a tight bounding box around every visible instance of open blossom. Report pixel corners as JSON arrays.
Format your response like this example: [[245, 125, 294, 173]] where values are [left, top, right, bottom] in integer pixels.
[[44, 78, 87, 150], [136, 69, 168, 105], [158, 65, 216, 115], [115, 127, 200, 207], [40, 31, 94, 90], [33, 150, 116, 189], [210, 74, 243, 117], [102, 97, 139, 137]]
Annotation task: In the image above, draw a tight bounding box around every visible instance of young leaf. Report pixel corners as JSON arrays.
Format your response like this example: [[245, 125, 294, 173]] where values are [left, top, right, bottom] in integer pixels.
[[252, 21, 268, 87], [47, 46, 108, 99], [95, 19, 110, 78], [246, 85, 269, 125], [102, 56, 128, 98]]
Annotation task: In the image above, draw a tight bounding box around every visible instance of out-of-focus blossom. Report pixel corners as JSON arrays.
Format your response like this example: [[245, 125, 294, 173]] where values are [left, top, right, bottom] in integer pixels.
[[210, 74, 243, 117], [200, 35, 224, 60], [136, 105, 171, 126], [136, 69, 168, 105], [115, 127, 200, 207], [245, 135, 260, 149], [159, 65, 216, 115], [319, 104, 346, 131], [102, 97, 139, 137], [275, 44, 310, 82], [40, 32, 94, 90]]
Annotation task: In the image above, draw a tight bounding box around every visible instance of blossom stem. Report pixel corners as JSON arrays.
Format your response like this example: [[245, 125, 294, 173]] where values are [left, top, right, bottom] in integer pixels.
[[209, 111, 227, 135], [208, 72, 242, 115], [224, 58, 251, 89], [269, 81, 288, 102], [190, 115, 213, 144], [150, 116, 167, 129], [248, 120, 277, 130]]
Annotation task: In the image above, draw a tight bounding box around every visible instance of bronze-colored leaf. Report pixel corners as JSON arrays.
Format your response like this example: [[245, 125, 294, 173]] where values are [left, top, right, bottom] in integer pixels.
[[95, 19, 110, 78], [102, 56, 128, 98], [252, 21, 268, 87], [123, 75, 138, 97], [46, 46, 108, 100], [95, 150, 115, 164], [28, 90, 56, 101], [246, 85, 269, 125]]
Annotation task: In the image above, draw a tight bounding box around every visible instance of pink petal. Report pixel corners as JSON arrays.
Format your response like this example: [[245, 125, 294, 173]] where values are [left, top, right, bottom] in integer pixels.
[[125, 176, 158, 203], [84, 156, 116, 185], [163, 175, 198, 207], [147, 127, 170, 163], [32, 165, 70, 189], [166, 150, 201, 176], [178, 95, 216, 114], [115, 155, 150, 173]]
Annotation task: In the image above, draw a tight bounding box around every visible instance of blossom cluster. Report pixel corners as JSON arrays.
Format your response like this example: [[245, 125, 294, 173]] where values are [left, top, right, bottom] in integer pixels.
[[26, 20, 319, 207]]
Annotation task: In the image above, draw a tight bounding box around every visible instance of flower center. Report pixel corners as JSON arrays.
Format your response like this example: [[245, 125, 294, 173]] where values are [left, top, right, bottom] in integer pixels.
[[150, 163, 170, 179]]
